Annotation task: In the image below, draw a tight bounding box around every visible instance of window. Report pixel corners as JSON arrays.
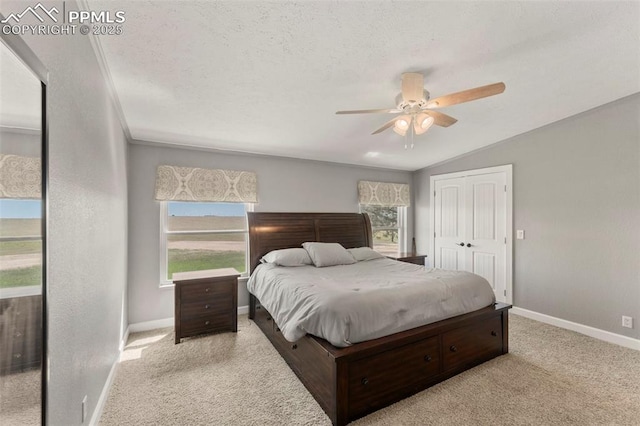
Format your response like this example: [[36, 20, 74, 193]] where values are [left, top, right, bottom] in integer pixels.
[[0, 199, 43, 293], [160, 201, 252, 285], [359, 205, 407, 256]]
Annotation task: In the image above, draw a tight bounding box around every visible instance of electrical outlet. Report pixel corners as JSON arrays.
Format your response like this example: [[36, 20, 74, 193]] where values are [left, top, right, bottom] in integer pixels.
[[622, 316, 633, 329], [82, 395, 87, 423], [516, 230, 525, 240]]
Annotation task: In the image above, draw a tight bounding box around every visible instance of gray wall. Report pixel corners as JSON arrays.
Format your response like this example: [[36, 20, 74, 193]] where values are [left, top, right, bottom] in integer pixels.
[[7, 1, 130, 423], [128, 143, 412, 324], [414, 93, 640, 339]]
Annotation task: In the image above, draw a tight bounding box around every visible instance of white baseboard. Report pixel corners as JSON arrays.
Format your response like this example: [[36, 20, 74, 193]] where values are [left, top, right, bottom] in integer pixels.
[[128, 317, 174, 333], [119, 326, 130, 353], [511, 307, 640, 351], [128, 305, 250, 333], [89, 352, 119, 425], [90, 325, 132, 425]]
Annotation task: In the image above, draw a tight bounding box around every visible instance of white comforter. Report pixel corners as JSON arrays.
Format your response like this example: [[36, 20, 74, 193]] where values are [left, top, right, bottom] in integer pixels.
[[247, 258, 495, 347]]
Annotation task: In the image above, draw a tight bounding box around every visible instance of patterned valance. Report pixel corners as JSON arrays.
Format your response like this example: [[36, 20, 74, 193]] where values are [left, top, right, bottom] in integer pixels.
[[358, 180, 410, 207], [0, 154, 41, 199], [154, 165, 257, 203]]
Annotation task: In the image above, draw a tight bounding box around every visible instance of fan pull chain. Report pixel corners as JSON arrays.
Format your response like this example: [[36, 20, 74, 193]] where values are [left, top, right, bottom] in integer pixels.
[[407, 116, 414, 149], [410, 124, 415, 149]]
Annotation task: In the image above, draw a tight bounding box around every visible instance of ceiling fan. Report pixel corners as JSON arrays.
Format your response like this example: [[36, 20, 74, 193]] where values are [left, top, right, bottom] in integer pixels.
[[336, 72, 505, 147]]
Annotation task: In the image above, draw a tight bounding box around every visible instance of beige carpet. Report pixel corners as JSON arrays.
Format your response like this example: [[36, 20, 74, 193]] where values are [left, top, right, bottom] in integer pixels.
[[100, 314, 640, 425], [0, 369, 40, 425]]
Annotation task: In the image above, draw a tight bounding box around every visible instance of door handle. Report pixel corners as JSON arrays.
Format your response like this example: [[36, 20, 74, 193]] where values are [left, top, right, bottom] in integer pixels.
[[457, 242, 465, 246], [466, 243, 472, 247]]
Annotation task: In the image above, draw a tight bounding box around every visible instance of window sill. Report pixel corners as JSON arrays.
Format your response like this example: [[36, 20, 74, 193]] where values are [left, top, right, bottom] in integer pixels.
[[0, 285, 42, 299]]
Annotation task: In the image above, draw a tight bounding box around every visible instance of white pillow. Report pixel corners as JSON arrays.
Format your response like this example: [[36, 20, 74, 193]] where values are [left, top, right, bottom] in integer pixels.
[[302, 242, 356, 267], [348, 247, 385, 261], [260, 248, 313, 267]]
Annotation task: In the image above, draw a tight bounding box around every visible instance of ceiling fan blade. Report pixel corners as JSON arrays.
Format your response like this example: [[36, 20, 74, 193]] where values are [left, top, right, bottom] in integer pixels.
[[426, 82, 506, 108], [401, 72, 425, 103], [371, 117, 400, 135], [336, 108, 399, 115], [425, 110, 458, 127]]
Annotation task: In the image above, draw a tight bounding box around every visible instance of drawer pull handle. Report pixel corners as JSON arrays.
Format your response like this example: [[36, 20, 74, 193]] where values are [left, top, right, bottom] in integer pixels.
[[15, 331, 23, 337], [361, 378, 369, 386], [205, 288, 210, 292], [491, 331, 497, 337], [424, 355, 432, 362], [205, 321, 210, 326], [292, 344, 298, 350], [449, 345, 457, 352], [14, 353, 22, 359], [205, 304, 211, 309]]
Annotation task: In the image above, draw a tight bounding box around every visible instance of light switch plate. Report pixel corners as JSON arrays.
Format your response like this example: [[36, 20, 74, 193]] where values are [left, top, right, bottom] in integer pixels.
[[516, 230, 525, 240]]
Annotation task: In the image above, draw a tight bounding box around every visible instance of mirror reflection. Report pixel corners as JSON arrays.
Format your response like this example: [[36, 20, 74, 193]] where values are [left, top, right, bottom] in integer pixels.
[[0, 41, 44, 425]]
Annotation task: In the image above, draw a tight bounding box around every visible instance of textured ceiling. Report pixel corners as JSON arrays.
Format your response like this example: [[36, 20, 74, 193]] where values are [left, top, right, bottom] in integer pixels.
[[88, 0, 640, 171]]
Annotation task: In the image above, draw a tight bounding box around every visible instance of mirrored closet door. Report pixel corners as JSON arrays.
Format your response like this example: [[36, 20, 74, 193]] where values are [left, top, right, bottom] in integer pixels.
[[0, 35, 48, 425]]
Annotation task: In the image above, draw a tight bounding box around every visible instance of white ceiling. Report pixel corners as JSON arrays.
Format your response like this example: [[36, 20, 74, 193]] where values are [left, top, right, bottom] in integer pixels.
[[88, 0, 639, 171]]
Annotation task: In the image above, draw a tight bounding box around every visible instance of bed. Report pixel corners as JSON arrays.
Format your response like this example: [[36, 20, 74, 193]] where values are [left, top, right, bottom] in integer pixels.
[[247, 212, 511, 425]]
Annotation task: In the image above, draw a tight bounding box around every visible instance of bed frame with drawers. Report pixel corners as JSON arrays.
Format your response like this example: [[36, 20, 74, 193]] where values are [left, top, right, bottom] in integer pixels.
[[247, 212, 511, 426]]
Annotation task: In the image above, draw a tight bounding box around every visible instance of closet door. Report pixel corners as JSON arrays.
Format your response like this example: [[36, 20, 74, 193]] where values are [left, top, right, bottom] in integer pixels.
[[431, 167, 511, 303], [464, 173, 507, 302], [433, 178, 466, 270]]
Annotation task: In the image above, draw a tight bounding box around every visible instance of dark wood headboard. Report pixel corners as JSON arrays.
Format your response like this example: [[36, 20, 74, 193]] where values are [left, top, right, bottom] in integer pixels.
[[247, 212, 373, 273]]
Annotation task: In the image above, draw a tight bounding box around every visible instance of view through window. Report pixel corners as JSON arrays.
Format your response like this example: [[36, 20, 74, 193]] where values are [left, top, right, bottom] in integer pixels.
[[360, 205, 404, 256], [162, 202, 248, 283], [0, 199, 42, 292]]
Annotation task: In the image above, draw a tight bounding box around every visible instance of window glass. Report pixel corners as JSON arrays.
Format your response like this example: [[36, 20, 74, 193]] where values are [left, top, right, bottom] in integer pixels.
[[0, 199, 42, 289], [162, 202, 248, 282], [360, 205, 401, 256]]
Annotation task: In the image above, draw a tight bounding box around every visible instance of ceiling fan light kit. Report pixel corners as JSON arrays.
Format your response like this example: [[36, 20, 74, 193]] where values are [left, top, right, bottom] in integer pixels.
[[336, 72, 506, 149]]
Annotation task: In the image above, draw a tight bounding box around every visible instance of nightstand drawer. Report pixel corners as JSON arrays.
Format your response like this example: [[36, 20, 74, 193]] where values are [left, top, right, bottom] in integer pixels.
[[180, 281, 232, 303], [181, 314, 233, 337], [180, 297, 232, 319]]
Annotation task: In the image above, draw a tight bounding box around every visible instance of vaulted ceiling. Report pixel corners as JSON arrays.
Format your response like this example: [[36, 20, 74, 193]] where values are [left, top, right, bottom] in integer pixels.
[[87, 1, 639, 171]]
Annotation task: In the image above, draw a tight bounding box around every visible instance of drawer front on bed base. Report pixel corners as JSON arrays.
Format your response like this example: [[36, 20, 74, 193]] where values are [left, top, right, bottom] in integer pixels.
[[252, 304, 336, 420], [252, 303, 272, 329], [442, 314, 503, 372], [250, 295, 510, 426], [348, 336, 440, 418]]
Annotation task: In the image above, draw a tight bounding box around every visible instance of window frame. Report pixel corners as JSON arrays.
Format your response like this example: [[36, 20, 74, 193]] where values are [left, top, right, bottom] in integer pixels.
[[159, 201, 253, 287], [359, 205, 408, 256]]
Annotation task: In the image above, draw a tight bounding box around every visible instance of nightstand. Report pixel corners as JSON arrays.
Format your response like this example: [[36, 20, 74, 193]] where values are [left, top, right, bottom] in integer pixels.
[[173, 268, 240, 344], [387, 253, 427, 266]]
